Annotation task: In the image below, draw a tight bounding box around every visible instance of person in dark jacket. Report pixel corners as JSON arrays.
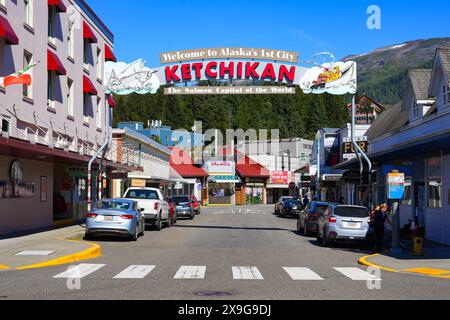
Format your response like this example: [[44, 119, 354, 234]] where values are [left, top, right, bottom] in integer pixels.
[[302, 195, 310, 208], [372, 203, 392, 252]]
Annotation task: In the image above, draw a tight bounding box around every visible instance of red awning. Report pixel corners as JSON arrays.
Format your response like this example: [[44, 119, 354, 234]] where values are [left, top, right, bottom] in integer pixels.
[[105, 44, 117, 62], [83, 75, 97, 95], [107, 94, 116, 108], [47, 50, 66, 75], [48, 0, 67, 12], [236, 153, 270, 178], [0, 16, 19, 45], [169, 148, 209, 178], [83, 21, 98, 43]]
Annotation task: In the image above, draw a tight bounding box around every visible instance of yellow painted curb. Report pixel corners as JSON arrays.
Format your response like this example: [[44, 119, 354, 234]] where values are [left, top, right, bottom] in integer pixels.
[[358, 254, 450, 279], [358, 254, 400, 273], [0, 265, 10, 270], [15, 238, 101, 271]]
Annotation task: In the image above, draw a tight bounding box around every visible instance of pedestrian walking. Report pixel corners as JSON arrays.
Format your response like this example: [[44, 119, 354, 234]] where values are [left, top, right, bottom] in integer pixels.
[[371, 203, 392, 253], [302, 195, 310, 208]]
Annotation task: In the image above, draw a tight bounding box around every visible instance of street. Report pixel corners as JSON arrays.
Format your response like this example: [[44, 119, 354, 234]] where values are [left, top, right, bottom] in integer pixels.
[[0, 206, 448, 300]]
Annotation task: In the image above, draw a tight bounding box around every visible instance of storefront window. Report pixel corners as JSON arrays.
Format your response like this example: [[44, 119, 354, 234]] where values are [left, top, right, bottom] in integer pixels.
[[209, 183, 233, 205], [402, 179, 412, 206], [427, 157, 442, 209]]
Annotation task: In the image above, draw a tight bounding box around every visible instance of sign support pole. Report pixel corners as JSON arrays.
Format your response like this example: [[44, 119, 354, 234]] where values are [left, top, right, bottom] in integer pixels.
[[391, 200, 402, 254]]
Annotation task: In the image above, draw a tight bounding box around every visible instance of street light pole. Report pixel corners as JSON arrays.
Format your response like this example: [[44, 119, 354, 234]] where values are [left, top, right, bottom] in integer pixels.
[[315, 131, 321, 201]]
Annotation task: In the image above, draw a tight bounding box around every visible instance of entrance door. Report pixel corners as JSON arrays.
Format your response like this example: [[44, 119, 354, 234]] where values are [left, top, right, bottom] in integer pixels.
[[414, 182, 426, 228]]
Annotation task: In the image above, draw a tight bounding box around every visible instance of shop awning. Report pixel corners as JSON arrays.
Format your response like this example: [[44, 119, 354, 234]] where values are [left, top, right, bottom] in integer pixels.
[[47, 49, 66, 75], [48, 0, 67, 12], [105, 44, 117, 62], [0, 16, 19, 45], [235, 154, 270, 178], [83, 21, 98, 43], [83, 75, 97, 95], [169, 147, 209, 178], [107, 94, 116, 108]]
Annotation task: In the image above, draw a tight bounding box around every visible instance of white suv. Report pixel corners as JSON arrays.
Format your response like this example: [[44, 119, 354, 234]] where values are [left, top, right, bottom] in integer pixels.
[[123, 187, 170, 231]]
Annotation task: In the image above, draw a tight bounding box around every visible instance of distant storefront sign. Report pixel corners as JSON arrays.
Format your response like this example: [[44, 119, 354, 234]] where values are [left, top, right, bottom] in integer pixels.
[[131, 179, 146, 188], [343, 137, 369, 160], [271, 172, 290, 185]]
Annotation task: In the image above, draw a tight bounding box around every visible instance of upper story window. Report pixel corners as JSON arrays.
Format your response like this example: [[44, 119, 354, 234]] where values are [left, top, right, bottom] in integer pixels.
[[412, 101, 420, 119], [96, 47, 102, 80], [24, 0, 33, 27], [48, 6, 55, 43], [67, 78, 74, 117], [22, 51, 33, 99], [444, 84, 450, 107], [67, 22, 74, 59]]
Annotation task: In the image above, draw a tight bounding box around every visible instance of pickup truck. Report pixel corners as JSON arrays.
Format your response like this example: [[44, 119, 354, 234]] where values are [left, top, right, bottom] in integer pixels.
[[123, 187, 170, 231]]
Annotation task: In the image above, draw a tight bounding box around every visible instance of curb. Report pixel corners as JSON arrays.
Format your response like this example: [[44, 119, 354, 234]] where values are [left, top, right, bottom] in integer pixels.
[[0, 265, 10, 270], [358, 253, 450, 279], [15, 236, 102, 271]]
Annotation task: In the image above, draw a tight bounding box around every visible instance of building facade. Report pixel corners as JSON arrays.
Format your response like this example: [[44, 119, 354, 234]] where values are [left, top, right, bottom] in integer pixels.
[[0, 0, 131, 236]]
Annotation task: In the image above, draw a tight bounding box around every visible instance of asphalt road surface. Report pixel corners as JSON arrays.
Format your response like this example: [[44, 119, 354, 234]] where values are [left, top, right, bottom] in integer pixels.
[[0, 206, 449, 300]]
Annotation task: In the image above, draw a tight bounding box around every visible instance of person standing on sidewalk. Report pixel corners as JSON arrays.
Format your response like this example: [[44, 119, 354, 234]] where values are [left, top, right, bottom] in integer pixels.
[[372, 203, 392, 252], [302, 195, 310, 208]]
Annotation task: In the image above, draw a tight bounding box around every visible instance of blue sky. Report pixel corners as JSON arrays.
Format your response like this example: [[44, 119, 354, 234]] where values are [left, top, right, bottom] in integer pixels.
[[88, 0, 450, 66]]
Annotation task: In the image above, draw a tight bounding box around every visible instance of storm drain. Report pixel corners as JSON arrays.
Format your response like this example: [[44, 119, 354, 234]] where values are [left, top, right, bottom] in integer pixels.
[[195, 291, 233, 297]]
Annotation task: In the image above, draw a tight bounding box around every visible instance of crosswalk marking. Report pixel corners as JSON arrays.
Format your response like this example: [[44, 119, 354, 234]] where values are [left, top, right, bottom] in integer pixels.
[[283, 267, 324, 281], [113, 265, 156, 279], [174, 266, 207, 279], [334, 268, 382, 281], [232, 266, 264, 280], [53, 264, 105, 279]]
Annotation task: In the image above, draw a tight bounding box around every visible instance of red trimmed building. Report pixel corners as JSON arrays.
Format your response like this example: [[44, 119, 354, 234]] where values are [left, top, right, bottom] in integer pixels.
[[235, 152, 270, 205], [0, 0, 137, 236]]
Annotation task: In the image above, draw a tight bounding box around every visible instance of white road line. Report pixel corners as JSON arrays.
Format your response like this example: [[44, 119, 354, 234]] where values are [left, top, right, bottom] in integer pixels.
[[283, 267, 324, 280], [174, 266, 207, 279], [113, 265, 156, 279], [15, 251, 55, 256], [232, 266, 264, 280], [334, 268, 382, 281], [53, 264, 106, 279]]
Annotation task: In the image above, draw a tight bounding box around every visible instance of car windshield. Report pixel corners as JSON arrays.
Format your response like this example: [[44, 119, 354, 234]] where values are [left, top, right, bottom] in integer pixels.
[[95, 200, 131, 211], [173, 197, 190, 205], [334, 207, 369, 218], [125, 189, 159, 200]]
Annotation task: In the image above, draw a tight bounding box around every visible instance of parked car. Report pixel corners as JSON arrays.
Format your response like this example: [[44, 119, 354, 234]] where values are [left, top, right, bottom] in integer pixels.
[[123, 187, 170, 231], [85, 199, 145, 241], [297, 201, 329, 236], [278, 199, 302, 217], [189, 195, 201, 215], [274, 196, 295, 215], [317, 205, 371, 247], [172, 195, 195, 219], [166, 198, 177, 225]]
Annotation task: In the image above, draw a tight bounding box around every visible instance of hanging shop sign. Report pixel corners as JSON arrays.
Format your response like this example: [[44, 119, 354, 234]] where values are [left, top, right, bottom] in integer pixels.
[[105, 49, 357, 96], [343, 137, 369, 160], [271, 171, 290, 185]]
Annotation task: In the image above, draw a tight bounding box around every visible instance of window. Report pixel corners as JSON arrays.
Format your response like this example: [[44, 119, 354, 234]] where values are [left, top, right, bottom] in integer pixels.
[[444, 85, 447, 106], [402, 179, 412, 206], [67, 78, 74, 117], [47, 71, 54, 108], [96, 47, 102, 80], [83, 93, 89, 124], [23, 51, 33, 98], [83, 39, 89, 70], [96, 96, 102, 128], [67, 22, 74, 58], [427, 157, 442, 209], [1, 118, 10, 134], [48, 6, 55, 42], [24, 0, 32, 27]]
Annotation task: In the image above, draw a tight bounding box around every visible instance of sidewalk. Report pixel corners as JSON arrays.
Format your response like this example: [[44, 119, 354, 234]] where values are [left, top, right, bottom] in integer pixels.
[[0, 225, 101, 271], [359, 241, 450, 279]]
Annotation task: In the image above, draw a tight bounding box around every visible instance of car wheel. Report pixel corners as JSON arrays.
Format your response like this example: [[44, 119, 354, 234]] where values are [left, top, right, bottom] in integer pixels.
[[297, 219, 302, 233], [155, 215, 162, 231], [303, 222, 309, 237], [316, 230, 322, 244], [131, 225, 139, 241], [139, 222, 145, 237], [84, 233, 93, 241]]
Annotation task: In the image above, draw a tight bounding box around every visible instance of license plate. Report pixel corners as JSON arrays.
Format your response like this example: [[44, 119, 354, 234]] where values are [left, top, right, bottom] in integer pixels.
[[104, 216, 114, 221], [344, 222, 361, 228]]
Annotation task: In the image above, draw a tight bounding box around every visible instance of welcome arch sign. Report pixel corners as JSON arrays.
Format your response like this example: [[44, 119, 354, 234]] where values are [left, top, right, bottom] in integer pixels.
[[104, 47, 357, 96]]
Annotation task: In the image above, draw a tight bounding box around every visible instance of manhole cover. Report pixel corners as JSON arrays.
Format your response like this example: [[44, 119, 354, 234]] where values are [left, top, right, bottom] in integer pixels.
[[195, 291, 233, 297]]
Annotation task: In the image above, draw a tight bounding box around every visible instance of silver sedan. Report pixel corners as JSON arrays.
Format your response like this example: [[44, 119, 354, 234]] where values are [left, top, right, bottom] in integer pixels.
[[85, 199, 145, 241]]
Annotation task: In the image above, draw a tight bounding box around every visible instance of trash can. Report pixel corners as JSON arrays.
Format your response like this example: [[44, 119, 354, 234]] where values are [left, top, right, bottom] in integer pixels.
[[413, 237, 424, 256]]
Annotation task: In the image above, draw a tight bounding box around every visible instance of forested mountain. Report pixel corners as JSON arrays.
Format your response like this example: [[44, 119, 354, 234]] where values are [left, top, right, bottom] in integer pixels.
[[113, 88, 349, 140], [345, 37, 450, 104]]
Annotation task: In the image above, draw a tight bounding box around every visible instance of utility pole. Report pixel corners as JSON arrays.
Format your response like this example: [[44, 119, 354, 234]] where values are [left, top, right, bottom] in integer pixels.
[[315, 131, 321, 200]]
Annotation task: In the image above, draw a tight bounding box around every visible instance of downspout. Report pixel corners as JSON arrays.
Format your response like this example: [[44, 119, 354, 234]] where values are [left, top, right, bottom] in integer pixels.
[[88, 99, 111, 213]]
